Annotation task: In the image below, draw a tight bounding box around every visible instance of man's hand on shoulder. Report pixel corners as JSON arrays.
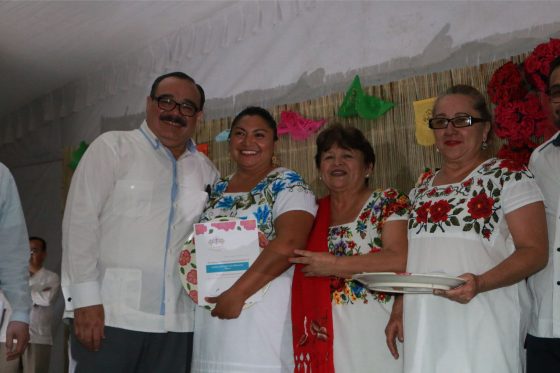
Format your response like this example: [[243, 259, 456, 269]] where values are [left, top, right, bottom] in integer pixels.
[[74, 304, 105, 351], [5, 321, 29, 361]]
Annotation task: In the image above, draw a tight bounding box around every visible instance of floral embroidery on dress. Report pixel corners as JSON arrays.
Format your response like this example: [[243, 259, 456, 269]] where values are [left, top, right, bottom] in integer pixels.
[[329, 189, 410, 305], [409, 158, 534, 240], [200, 169, 312, 238]]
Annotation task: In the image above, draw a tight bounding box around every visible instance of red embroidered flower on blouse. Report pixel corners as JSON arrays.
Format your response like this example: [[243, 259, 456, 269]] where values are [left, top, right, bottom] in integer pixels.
[[461, 178, 473, 188], [467, 192, 495, 219], [416, 201, 431, 223], [429, 200, 451, 223]]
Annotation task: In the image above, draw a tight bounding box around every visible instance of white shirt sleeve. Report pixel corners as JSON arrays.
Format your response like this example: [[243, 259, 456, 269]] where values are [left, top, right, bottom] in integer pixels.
[[62, 136, 118, 309], [501, 176, 544, 215], [0, 163, 31, 323]]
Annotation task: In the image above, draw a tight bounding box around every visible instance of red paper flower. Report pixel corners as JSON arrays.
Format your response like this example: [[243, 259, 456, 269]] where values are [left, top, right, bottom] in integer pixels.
[[494, 93, 547, 142], [467, 192, 494, 219], [524, 39, 560, 92], [429, 200, 451, 223], [487, 62, 527, 104], [488, 39, 559, 165], [497, 144, 534, 165]]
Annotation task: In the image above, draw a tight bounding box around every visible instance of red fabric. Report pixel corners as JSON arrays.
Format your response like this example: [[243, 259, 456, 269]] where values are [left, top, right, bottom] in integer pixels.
[[291, 196, 334, 373]]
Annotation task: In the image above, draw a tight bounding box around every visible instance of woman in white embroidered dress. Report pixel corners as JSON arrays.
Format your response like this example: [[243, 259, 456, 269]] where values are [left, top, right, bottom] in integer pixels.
[[290, 124, 409, 373], [386, 85, 548, 373], [191, 107, 316, 373]]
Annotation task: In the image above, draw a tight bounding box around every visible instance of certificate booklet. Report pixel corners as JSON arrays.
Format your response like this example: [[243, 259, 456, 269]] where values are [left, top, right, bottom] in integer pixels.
[[194, 218, 263, 307]]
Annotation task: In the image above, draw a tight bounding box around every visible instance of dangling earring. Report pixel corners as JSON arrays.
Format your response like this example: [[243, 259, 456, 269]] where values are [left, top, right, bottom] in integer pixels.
[[271, 154, 278, 166], [481, 139, 488, 150], [435, 147, 440, 153]]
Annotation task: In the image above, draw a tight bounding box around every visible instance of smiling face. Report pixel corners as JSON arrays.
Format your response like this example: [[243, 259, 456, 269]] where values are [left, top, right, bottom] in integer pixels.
[[432, 94, 491, 164], [318, 144, 372, 194], [145, 76, 203, 158], [229, 114, 276, 172]]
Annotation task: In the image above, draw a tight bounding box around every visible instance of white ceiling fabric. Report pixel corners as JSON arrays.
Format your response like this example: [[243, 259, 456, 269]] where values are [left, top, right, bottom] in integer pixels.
[[2, 1, 560, 147]]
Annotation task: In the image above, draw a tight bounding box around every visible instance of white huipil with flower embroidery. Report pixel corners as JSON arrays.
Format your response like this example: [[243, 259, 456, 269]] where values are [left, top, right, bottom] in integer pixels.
[[191, 167, 317, 373], [329, 189, 409, 373], [404, 158, 544, 373]]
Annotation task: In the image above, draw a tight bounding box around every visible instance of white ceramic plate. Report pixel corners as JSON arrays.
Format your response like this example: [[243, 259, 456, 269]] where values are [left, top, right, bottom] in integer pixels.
[[352, 272, 466, 294], [178, 217, 268, 310]]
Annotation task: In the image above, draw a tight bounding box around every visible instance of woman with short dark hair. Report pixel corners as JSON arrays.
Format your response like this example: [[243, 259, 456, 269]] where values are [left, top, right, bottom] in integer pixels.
[[291, 124, 409, 373]]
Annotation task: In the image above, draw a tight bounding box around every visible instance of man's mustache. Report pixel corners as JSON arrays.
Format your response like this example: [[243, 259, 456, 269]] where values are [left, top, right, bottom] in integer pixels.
[[160, 113, 187, 127]]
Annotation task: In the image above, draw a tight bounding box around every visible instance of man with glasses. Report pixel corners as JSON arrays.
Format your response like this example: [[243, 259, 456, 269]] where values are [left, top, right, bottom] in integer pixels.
[[62, 72, 218, 372], [526, 56, 560, 373]]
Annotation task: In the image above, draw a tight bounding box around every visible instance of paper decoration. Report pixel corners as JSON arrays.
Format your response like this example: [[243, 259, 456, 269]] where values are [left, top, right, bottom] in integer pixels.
[[338, 75, 394, 119], [278, 111, 327, 141], [197, 143, 209, 156], [68, 141, 89, 170], [413, 98, 436, 146], [214, 129, 230, 142]]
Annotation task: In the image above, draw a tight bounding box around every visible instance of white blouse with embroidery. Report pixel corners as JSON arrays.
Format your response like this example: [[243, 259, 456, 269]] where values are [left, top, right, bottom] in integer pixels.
[[329, 189, 409, 373], [192, 167, 317, 373], [404, 158, 544, 373]]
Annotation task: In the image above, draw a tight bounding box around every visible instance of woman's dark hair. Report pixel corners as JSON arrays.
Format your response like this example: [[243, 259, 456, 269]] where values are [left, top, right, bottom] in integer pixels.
[[314, 124, 375, 169], [229, 106, 278, 141], [433, 84, 492, 122]]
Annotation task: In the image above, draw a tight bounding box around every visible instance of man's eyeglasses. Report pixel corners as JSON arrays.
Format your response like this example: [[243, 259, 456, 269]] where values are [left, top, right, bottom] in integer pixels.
[[428, 115, 487, 130], [152, 96, 199, 117]]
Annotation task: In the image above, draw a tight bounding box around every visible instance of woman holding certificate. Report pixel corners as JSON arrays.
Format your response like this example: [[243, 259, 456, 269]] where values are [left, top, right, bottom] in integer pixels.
[[290, 124, 410, 373], [191, 107, 317, 373]]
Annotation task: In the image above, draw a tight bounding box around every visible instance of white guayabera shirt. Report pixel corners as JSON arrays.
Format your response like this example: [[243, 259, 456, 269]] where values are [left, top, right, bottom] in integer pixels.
[[62, 121, 218, 333]]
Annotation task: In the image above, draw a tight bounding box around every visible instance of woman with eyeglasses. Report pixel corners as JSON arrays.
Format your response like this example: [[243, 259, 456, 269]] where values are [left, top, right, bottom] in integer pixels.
[[385, 84, 548, 373]]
